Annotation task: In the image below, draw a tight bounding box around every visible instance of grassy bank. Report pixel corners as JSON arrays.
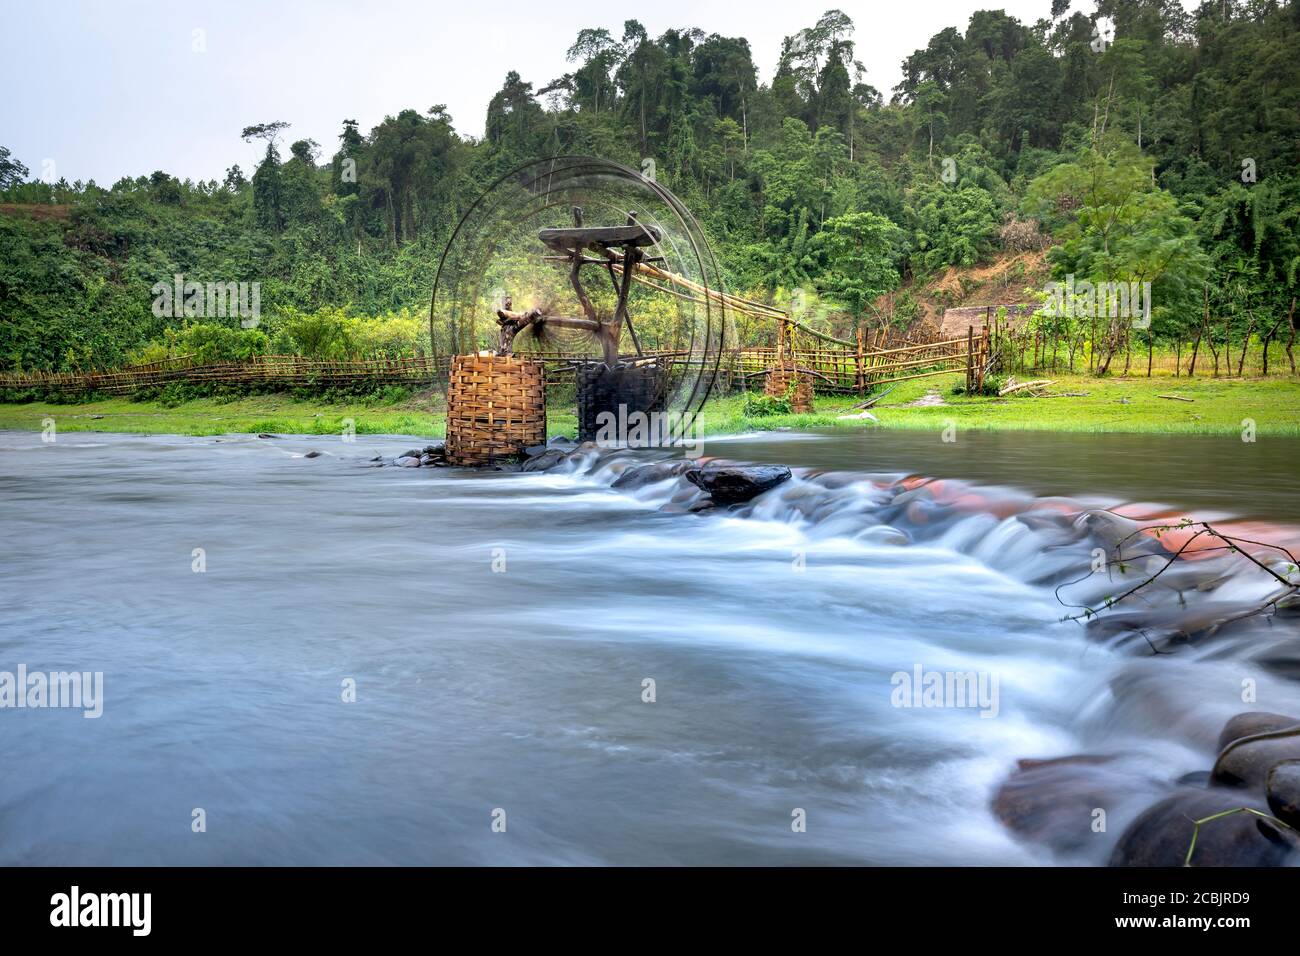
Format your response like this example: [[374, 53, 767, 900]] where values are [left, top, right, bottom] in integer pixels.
[[1, 374, 1297, 439], [703, 373, 1300, 437]]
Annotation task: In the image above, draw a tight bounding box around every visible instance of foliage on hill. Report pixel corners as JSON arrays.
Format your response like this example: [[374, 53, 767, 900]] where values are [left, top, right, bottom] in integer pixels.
[[2, 1, 1299, 372]]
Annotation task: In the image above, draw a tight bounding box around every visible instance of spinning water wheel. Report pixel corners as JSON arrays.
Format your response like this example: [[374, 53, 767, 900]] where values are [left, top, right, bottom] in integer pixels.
[[429, 157, 730, 461], [496, 207, 660, 366]]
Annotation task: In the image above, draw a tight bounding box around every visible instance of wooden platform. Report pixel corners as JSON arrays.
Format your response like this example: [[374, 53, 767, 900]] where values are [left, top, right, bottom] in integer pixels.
[[537, 224, 661, 251]]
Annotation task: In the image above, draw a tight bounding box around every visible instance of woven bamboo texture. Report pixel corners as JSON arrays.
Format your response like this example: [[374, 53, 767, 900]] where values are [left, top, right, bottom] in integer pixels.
[[764, 367, 815, 413], [444, 354, 546, 466], [575, 359, 670, 442]]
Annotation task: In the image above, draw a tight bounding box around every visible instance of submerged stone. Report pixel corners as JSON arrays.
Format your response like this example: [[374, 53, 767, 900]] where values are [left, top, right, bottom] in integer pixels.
[[521, 448, 568, 472]]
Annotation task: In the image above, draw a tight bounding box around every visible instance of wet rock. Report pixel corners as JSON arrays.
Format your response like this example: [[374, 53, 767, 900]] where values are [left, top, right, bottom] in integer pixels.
[[992, 754, 1152, 855], [548, 435, 577, 448], [303, 450, 322, 459], [1212, 712, 1300, 788], [369, 454, 383, 462], [400, 448, 422, 460], [1216, 711, 1300, 751], [1266, 761, 1300, 830], [395, 456, 421, 467], [687, 499, 716, 514], [1254, 649, 1300, 681], [523, 444, 549, 458], [419, 454, 440, 466], [521, 448, 568, 472], [1084, 599, 1269, 651], [686, 464, 791, 504], [611, 460, 697, 490], [257, 433, 278, 439], [1076, 510, 1159, 556], [1110, 789, 1297, 867], [422, 443, 445, 456]]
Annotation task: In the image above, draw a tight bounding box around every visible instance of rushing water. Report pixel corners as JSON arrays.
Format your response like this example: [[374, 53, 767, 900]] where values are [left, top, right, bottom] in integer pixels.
[[1, 428, 1298, 865]]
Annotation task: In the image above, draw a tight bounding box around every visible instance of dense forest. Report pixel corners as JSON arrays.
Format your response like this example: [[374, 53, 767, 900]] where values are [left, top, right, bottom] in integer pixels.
[[1, 0, 1298, 373]]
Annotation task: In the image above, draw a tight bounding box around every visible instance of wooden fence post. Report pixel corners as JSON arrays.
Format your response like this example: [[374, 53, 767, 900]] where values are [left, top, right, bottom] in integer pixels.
[[976, 324, 989, 394], [966, 325, 974, 393], [855, 326, 865, 394]]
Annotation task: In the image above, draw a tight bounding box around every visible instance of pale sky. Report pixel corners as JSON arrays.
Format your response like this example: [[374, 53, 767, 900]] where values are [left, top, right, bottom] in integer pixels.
[[1, 0, 1141, 185]]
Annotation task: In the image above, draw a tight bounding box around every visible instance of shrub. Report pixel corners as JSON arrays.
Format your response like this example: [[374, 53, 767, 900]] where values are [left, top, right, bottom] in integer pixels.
[[744, 391, 792, 416]]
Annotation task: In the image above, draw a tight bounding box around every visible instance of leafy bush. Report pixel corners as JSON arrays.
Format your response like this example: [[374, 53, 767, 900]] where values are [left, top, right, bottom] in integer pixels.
[[950, 373, 1005, 397], [744, 391, 792, 416]]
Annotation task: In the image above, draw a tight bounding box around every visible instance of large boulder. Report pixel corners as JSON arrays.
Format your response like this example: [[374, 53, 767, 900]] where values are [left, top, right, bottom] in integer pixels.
[[1110, 789, 1297, 867], [686, 463, 792, 504], [1212, 712, 1300, 788], [1216, 711, 1299, 751], [1266, 761, 1300, 830], [992, 754, 1165, 856]]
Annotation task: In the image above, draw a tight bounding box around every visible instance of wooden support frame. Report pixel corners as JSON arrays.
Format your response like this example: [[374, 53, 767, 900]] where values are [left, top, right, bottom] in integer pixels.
[[496, 207, 657, 366]]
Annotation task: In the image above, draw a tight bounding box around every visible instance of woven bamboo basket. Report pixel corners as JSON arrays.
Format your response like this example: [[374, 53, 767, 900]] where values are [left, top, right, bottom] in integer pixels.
[[445, 354, 546, 466], [576, 358, 670, 442], [764, 366, 814, 413]]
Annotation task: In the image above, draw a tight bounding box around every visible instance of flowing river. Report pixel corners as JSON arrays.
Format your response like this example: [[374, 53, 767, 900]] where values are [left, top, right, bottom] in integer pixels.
[[1, 427, 1298, 865]]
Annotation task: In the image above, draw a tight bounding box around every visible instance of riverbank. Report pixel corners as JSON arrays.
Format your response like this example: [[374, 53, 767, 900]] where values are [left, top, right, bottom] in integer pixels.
[[1, 373, 1297, 438]]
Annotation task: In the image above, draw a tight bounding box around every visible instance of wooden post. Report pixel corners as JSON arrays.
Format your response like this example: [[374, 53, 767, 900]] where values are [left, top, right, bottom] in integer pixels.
[[976, 324, 989, 394], [855, 326, 865, 394], [966, 325, 974, 393]]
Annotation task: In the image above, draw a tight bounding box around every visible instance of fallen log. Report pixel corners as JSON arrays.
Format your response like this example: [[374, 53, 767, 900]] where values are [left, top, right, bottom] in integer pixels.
[[1157, 394, 1194, 402], [999, 378, 1055, 396], [852, 383, 898, 410]]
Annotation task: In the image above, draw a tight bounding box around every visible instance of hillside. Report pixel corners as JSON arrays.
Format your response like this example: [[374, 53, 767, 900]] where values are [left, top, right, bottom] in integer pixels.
[[1, 3, 1298, 373], [870, 250, 1053, 338]]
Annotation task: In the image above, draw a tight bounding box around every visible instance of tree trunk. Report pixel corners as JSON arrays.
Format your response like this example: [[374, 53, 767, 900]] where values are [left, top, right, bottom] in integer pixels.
[[1237, 312, 1255, 377], [1285, 297, 1297, 374]]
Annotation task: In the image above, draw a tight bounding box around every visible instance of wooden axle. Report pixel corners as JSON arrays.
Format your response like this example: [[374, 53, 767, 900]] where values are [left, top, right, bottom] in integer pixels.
[[496, 207, 652, 366]]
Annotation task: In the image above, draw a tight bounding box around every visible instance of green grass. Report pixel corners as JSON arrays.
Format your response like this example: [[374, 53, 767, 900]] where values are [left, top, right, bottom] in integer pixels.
[[701, 373, 1300, 437], [1, 374, 1296, 439], [0, 393, 446, 438]]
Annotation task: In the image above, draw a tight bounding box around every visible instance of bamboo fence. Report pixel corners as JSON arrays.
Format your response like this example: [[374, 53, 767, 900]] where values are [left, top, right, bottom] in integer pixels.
[[0, 332, 989, 399]]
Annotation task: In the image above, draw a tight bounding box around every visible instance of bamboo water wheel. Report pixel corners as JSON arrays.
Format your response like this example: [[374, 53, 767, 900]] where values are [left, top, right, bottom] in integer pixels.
[[428, 157, 731, 458]]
